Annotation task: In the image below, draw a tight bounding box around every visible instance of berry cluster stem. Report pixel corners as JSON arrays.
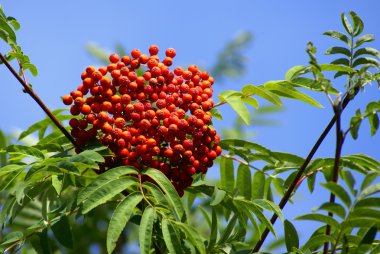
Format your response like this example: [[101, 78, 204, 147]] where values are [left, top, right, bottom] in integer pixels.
[[0, 52, 80, 151]]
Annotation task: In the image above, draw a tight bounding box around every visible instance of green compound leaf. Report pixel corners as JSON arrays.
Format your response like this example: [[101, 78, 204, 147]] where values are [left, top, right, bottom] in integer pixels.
[[175, 221, 206, 254], [264, 80, 323, 108], [107, 192, 143, 254], [284, 219, 299, 251], [144, 168, 186, 221], [139, 206, 156, 254]]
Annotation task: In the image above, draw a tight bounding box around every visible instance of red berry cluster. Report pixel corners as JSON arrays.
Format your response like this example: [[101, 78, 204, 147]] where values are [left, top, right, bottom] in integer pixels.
[[62, 45, 221, 196]]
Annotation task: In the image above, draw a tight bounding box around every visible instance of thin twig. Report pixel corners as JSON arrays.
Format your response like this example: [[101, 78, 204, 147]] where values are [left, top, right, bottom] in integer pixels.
[[251, 93, 352, 253], [221, 153, 272, 177], [0, 52, 81, 151], [323, 104, 345, 254]]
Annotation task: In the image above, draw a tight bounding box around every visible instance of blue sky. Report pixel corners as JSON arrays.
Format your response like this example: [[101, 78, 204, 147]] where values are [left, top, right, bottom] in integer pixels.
[[1, 0, 380, 250]]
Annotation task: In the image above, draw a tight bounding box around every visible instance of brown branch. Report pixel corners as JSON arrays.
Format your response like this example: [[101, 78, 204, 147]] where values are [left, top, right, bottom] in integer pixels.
[[0, 52, 81, 151], [323, 104, 345, 254], [221, 153, 271, 177]]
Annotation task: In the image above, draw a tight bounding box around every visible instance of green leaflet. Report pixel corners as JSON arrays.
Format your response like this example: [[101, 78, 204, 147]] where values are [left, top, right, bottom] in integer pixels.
[[51, 215, 73, 249], [81, 177, 138, 214], [219, 156, 235, 193], [162, 218, 183, 254], [6, 145, 45, 160], [296, 213, 340, 229], [284, 220, 299, 251], [77, 166, 138, 204], [107, 192, 143, 254], [321, 182, 352, 208], [242, 84, 282, 106], [143, 168, 186, 221], [264, 80, 323, 108], [236, 164, 251, 200], [225, 95, 251, 125], [318, 202, 347, 219], [139, 207, 156, 254]]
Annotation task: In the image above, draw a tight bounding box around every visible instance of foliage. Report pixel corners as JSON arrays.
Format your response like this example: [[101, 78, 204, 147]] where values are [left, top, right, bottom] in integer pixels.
[[1, 6, 380, 254]]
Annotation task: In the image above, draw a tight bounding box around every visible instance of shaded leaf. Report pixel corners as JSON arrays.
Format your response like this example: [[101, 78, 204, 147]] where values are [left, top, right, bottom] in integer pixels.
[[252, 172, 265, 199], [139, 206, 156, 254], [162, 218, 183, 254], [353, 57, 380, 68], [302, 235, 335, 251], [341, 13, 353, 35], [107, 192, 143, 254], [210, 187, 226, 206], [210, 108, 223, 120], [219, 156, 235, 193], [242, 97, 259, 109], [144, 168, 186, 221], [236, 164, 251, 199], [51, 215, 73, 249]]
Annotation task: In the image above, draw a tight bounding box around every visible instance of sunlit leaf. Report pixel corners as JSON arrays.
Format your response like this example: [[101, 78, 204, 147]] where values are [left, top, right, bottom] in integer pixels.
[[162, 218, 183, 254], [296, 213, 339, 229], [242, 84, 282, 106], [264, 80, 323, 108], [225, 95, 251, 125], [354, 34, 375, 48], [284, 220, 299, 251], [321, 182, 352, 208], [82, 177, 137, 214], [317, 202, 346, 219], [325, 46, 351, 57]]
